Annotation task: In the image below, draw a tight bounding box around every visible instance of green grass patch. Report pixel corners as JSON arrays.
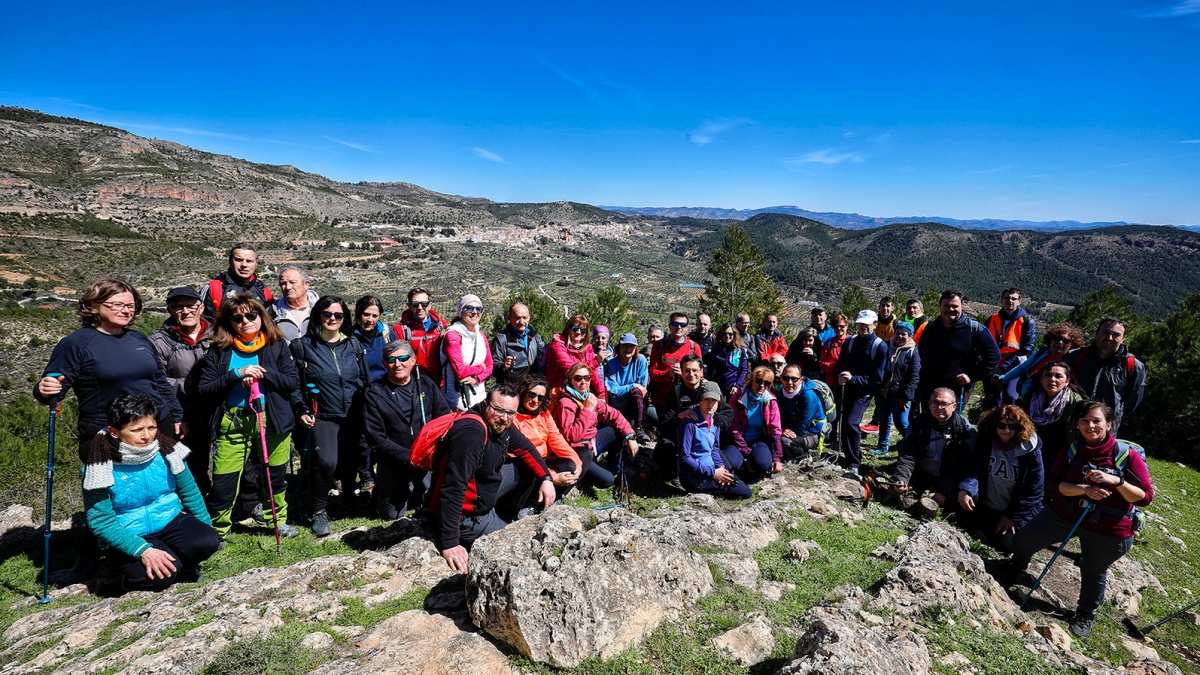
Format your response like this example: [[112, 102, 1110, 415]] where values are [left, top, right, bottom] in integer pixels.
[[197, 631, 326, 675], [920, 605, 1083, 675], [197, 527, 356, 583], [162, 611, 215, 638], [115, 596, 151, 613], [11, 633, 63, 665], [333, 588, 429, 628], [756, 503, 908, 626], [94, 629, 147, 659]]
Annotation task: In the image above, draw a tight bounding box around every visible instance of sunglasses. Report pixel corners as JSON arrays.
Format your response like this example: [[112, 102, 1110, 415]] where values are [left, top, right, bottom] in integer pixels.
[[409, 301, 430, 309], [230, 311, 260, 323], [523, 392, 547, 402], [321, 311, 344, 321], [569, 325, 587, 333], [721, 332, 736, 338], [996, 421, 1021, 431], [781, 375, 801, 383], [462, 306, 483, 314], [571, 374, 591, 382], [1049, 336, 1071, 344], [754, 377, 772, 386], [670, 321, 688, 328], [384, 354, 413, 364]]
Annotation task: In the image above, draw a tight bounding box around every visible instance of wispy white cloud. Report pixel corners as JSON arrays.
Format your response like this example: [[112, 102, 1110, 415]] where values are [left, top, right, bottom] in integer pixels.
[[974, 165, 1012, 174], [1181, 139, 1200, 144], [1139, 0, 1200, 17], [473, 147, 507, 163], [322, 135, 372, 152], [784, 149, 864, 165], [535, 57, 600, 101], [99, 121, 304, 147], [687, 118, 750, 146], [49, 97, 104, 111]]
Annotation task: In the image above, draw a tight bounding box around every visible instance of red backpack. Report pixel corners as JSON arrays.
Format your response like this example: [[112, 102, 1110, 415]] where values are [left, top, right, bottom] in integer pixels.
[[409, 410, 488, 471]]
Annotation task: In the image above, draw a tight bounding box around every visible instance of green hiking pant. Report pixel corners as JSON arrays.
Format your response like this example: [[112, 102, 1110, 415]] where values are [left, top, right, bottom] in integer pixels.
[[208, 407, 290, 536]]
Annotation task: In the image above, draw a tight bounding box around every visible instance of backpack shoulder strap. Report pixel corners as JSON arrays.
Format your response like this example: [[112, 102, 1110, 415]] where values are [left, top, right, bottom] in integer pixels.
[[1071, 347, 1089, 368], [1126, 355, 1135, 375]]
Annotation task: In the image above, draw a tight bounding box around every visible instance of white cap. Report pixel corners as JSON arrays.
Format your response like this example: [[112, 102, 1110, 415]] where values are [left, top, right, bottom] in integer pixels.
[[855, 309, 878, 325]]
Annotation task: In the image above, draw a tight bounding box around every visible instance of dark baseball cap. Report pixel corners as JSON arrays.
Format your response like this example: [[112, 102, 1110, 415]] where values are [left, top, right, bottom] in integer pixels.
[[166, 286, 202, 304]]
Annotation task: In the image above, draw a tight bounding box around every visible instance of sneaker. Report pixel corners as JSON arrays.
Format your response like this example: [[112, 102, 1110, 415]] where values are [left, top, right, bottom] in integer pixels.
[[871, 446, 890, 456], [311, 511, 332, 537], [277, 523, 301, 539], [843, 467, 861, 480], [859, 423, 880, 434], [1069, 612, 1095, 638]]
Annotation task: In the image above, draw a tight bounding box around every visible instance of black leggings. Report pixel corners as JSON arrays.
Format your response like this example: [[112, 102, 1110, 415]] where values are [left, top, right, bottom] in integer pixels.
[[115, 511, 220, 591], [309, 415, 363, 513]]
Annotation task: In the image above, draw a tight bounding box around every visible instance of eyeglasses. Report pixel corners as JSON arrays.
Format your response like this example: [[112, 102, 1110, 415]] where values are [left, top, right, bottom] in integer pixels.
[[230, 311, 260, 323], [721, 332, 736, 338], [754, 377, 773, 387], [996, 421, 1021, 431], [487, 403, 518, 418], [462, 306, 483, 315], [781, 375, 801, 383], [99, 301, 137, 312], [930, 400, 956, 409], [523, 392, 547, 402], [409, 301, 430, 309], [321, 311, 344, 321], [569, 325, 587, 333], [384, 354, 413, 364], [670, 321, 688, 328], [169, 303, 201, 314], [571, 374, 591, 382]]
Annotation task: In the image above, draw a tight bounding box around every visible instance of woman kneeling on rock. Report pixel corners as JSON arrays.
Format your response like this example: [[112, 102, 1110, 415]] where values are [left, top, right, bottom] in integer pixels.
[[1010, 401, 1153, 639], [956, 405, 1044, 553], [677, 381, 751, 499], [83, 395, 220, 591]]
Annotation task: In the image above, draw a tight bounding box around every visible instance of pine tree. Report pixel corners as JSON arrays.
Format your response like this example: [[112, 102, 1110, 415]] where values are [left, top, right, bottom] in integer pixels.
[[490, 286, 566, 339], [700, 222, 784, 325], [577, 285, 638, 338], [839, 284, 872, 320]]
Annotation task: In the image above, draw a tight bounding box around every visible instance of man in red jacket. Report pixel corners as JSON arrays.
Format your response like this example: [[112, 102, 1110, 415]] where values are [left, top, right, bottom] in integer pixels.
[[393, 287, 448, 380], [648, 312, 702, 407]]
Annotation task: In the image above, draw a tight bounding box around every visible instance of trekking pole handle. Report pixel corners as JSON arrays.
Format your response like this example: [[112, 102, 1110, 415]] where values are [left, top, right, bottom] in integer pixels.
[[44, 373, 64, 406]]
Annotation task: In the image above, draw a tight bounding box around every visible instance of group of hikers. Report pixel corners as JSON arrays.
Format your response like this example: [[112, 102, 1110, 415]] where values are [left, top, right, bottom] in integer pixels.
[[35, 243, 1154, 639]]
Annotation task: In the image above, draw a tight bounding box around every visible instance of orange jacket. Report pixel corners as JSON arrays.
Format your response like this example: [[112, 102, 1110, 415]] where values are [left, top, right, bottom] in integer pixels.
[[514, 409, 582, 469]]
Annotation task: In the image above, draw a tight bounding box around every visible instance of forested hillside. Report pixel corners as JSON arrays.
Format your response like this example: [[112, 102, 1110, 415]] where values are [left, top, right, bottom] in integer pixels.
[[668, 214, 1200, 317]]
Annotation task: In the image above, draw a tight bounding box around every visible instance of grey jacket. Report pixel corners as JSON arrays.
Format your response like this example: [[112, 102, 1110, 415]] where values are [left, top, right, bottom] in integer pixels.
[[148, 320, 212, 415]]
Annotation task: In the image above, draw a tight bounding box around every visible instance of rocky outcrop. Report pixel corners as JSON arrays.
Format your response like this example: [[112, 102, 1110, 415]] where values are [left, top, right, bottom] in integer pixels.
[[466, 506, 714, 668], [311, 611, 513, 675]]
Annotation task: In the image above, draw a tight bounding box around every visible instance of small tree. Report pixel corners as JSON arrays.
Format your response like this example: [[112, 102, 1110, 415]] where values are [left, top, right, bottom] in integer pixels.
[[490, 286, 565, 339], [577, 285, 638, 338], [700, 222, 784, 325], [839, 284, 872, 320], [1126, 292, 1200, 463], [920, 286, 942, 317], [1061, 284, 1146, 341]]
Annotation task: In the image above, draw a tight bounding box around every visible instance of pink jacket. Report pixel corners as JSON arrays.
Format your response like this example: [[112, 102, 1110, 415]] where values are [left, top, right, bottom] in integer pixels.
[[442, 326, 494, 381], [730, 390, 784, 463], [544, 333, 606, 397], [552, 393, 632, 453]]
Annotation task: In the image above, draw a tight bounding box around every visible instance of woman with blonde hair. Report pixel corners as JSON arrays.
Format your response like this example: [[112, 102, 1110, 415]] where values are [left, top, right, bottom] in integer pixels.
[[198, 294, 302, 538], [957, 404, 1044, 553]]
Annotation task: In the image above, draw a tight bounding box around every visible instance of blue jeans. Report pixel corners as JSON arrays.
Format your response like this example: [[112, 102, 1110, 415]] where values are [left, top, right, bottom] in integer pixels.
[[877, 398, 911, 451]]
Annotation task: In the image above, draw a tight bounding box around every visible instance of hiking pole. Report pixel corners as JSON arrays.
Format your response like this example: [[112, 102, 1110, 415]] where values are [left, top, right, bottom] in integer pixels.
[[301, 384, 320, 505], [39, 372, 62, 605], [249, 380, 283, 555], [1124, 598, 1200, 640], [1020, 501, 1095, 610]]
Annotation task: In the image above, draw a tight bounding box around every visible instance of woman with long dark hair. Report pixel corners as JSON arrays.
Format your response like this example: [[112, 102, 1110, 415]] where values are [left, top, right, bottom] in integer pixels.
[[291, 296, 368, 536], [1020, 361, 1087, 467], [957, 405, 1044, 552], [544, 314, 606, 397], [198, 294, 302, 539], [704, 322, 749, 399], [515, 374, 582, 498]]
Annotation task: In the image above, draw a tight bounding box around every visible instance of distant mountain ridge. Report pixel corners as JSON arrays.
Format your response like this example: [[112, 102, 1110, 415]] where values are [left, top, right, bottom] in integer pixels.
[[602, 205, 1197, 233]]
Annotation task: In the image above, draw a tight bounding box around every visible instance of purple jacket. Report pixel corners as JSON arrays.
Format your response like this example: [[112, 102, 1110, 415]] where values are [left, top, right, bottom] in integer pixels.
[[730, 390, 784, 463]]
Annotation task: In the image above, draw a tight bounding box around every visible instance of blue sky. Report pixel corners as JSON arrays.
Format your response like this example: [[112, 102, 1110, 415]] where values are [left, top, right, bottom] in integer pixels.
[[4, 1, 1200, 224]]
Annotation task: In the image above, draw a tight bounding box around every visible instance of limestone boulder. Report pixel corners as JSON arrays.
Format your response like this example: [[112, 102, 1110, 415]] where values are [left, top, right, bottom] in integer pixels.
[[466, 506, 713, 668], [311, 610, 512, 675], [779, 596, 933, 675]]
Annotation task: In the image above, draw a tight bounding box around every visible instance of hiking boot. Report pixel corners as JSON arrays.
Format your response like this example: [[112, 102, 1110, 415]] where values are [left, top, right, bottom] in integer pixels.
[[859, 423, 880, 434], [1069, 611, 1095, 638], [250, 503, 270, 528], [842, 466, 861, 480], [311, 511, 332, 537], [277, 523, 300, 539], [358, 480, 375, 500], [871, 445, 890, 456], [635, 428, 653, 444]]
